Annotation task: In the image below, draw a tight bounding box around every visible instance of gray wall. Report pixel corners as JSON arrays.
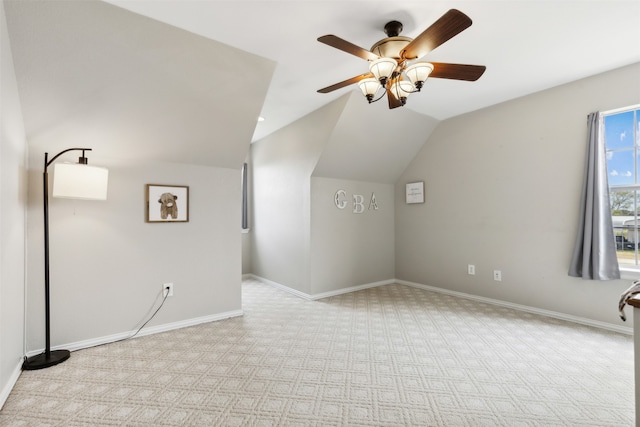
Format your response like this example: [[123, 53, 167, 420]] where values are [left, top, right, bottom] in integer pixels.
[[395, 62, 640, 327], [24, 158, 242, 350], [251, 92, 439, 296], [313, 92, 439, 184], [303, 94, 436, 295], [250, 98, 348, 294], [242, 232, 251, 276], [3, 0, 274, 356], [0, 0, 27, 405], [310, 177, 394, 295], [4, 0, 275, 169]]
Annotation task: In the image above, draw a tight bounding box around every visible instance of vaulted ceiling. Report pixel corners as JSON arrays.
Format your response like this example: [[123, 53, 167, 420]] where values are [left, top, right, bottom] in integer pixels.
[[5, 0, 640, 166], [4, 0, 275, 167], [104, 0, 640, 142]]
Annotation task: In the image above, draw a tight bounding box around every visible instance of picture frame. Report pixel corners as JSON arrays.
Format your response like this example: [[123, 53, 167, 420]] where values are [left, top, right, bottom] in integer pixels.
[[406, 181, 424, 204], [146, 184, 189, 222]]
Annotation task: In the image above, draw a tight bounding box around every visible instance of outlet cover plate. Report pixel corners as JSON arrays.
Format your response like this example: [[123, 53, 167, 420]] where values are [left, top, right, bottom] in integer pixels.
[[163, 283, 174, 297]]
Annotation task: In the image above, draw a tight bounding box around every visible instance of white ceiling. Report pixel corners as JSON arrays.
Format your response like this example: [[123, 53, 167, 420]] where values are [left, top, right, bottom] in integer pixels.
[[104, 0, 640, 142]]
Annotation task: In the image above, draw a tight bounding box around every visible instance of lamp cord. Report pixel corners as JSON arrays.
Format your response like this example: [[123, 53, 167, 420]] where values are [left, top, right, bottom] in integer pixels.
[[21, 287, 170, 362], [81, 288, 170, 348], [117, 288, 170, 342]]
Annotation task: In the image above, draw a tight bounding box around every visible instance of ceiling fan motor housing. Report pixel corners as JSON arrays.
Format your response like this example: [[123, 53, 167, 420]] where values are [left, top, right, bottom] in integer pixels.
[[370, 21, 412, 60], [370, 36, 412, 60]]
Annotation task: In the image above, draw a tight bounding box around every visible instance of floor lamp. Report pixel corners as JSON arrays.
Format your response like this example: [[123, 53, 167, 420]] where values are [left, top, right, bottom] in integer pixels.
[[22, 148, 108, 371]]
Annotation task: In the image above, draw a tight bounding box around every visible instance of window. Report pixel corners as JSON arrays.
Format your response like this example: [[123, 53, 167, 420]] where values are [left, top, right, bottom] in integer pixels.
[[605, 106, 640, 268], [241, 162, 249, 231]]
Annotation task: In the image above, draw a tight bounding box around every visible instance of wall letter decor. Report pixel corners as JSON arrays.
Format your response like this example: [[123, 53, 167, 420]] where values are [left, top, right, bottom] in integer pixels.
[[334, 190, 347, 209], [369, 193, 379, 210], [334, 190, 379, 214], [352, 194, 365, 214]]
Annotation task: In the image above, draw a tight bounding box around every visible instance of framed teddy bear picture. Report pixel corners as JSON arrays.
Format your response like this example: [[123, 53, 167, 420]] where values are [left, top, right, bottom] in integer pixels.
[[146, 184, 189, 223]]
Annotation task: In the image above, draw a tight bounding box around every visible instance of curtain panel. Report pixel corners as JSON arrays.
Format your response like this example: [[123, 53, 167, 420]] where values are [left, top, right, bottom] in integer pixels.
[[568, 112, 620, 280]]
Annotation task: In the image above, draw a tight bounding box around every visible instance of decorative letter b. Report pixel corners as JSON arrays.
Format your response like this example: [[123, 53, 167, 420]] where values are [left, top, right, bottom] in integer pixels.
[[353, 194, 365, 214]]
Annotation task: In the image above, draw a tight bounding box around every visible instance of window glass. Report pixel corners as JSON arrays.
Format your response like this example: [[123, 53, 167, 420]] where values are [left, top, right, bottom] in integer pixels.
[[637, 110, 640, 146], [607, 148, 634, 186], [606, 107, 640, 268], [605, 110, 634, 150]]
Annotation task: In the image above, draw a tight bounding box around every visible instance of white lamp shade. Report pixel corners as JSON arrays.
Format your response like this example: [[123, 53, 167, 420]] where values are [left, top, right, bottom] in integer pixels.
[[405, 62, 434, 85], [390, 80, 415, 99], [52, 163, 109, 200], [358, 78, 382, 96], [369, 58, 398, 82]]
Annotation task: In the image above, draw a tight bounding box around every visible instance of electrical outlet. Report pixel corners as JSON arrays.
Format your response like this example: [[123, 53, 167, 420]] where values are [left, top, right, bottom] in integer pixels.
[[467, 264, 475, 275], [163, 283, 174, 297], [493, 270, 502, 282]]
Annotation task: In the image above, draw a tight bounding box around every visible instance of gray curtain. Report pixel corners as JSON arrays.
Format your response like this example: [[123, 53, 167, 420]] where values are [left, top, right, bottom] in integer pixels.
[[569, 112, 620, 280]]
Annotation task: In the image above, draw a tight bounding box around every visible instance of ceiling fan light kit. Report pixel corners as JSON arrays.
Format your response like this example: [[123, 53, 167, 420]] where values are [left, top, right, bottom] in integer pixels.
[[390, 80, 415, 105], [405, 62, 434, 91], [358, 78, 382, 103], [317, 9, 486, 109], [369, 57, 397, 86]]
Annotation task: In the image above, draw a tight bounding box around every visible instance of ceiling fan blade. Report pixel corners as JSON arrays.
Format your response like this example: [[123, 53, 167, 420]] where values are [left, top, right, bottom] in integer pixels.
[[318, 35, 380, 61], [387, 86, 403, 109], [387, 75, 402, 110], [428, 63, 486, 81], [317, 73, 374, 94], [401, 9, 472, 60]]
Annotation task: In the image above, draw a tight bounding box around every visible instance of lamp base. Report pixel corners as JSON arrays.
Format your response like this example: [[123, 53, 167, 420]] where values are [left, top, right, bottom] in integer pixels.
[[22, 350, 70, 370]]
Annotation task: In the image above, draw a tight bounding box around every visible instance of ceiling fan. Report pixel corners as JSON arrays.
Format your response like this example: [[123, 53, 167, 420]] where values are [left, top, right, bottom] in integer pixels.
[[317, 9, 486, 109]]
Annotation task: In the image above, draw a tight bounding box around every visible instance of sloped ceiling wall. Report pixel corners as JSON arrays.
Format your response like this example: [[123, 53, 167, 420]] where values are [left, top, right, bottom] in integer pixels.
[[312, 92, 439, 184], [250, 96, 350, 293], [4, 0, 275, 168]]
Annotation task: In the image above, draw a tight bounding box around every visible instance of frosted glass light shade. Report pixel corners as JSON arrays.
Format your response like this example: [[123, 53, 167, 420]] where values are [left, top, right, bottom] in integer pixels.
[[52, 163, 109, 200], [369, 58, 397, 82], [405, 62, 434, 86], [358, 78, 382, 96], [390, 80, 415, 99]]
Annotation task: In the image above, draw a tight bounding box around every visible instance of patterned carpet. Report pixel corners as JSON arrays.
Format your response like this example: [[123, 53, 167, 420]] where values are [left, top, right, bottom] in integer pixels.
[[0, 279, 634, 426]]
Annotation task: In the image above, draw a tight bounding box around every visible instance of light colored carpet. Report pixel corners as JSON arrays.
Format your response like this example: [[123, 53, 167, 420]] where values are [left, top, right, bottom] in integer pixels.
[[0, 279, 634, 426]]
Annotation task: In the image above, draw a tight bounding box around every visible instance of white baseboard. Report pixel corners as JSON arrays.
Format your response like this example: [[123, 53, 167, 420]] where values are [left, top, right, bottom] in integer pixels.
[[396, 279, 632, 335], [22, 277, 626, 363], [246, 274, 631, 335], [247, 274, 312, 299], [247, 274, 394, 300], [311, 279, 395, 300], [26, 309, 244, 357], [0, 359, 23, 410]]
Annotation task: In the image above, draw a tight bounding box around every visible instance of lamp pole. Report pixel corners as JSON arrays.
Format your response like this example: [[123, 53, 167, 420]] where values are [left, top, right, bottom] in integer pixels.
[[22, 148, 93, 370]]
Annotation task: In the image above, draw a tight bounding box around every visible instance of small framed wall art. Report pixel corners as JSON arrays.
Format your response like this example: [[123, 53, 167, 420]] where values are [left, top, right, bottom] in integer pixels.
[[405, 181, 424, 204], [146, 184, 189, 222]]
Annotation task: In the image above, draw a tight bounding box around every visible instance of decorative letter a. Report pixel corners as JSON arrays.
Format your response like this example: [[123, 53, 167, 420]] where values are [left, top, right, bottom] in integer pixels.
[[369, 193, 379, 210]]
